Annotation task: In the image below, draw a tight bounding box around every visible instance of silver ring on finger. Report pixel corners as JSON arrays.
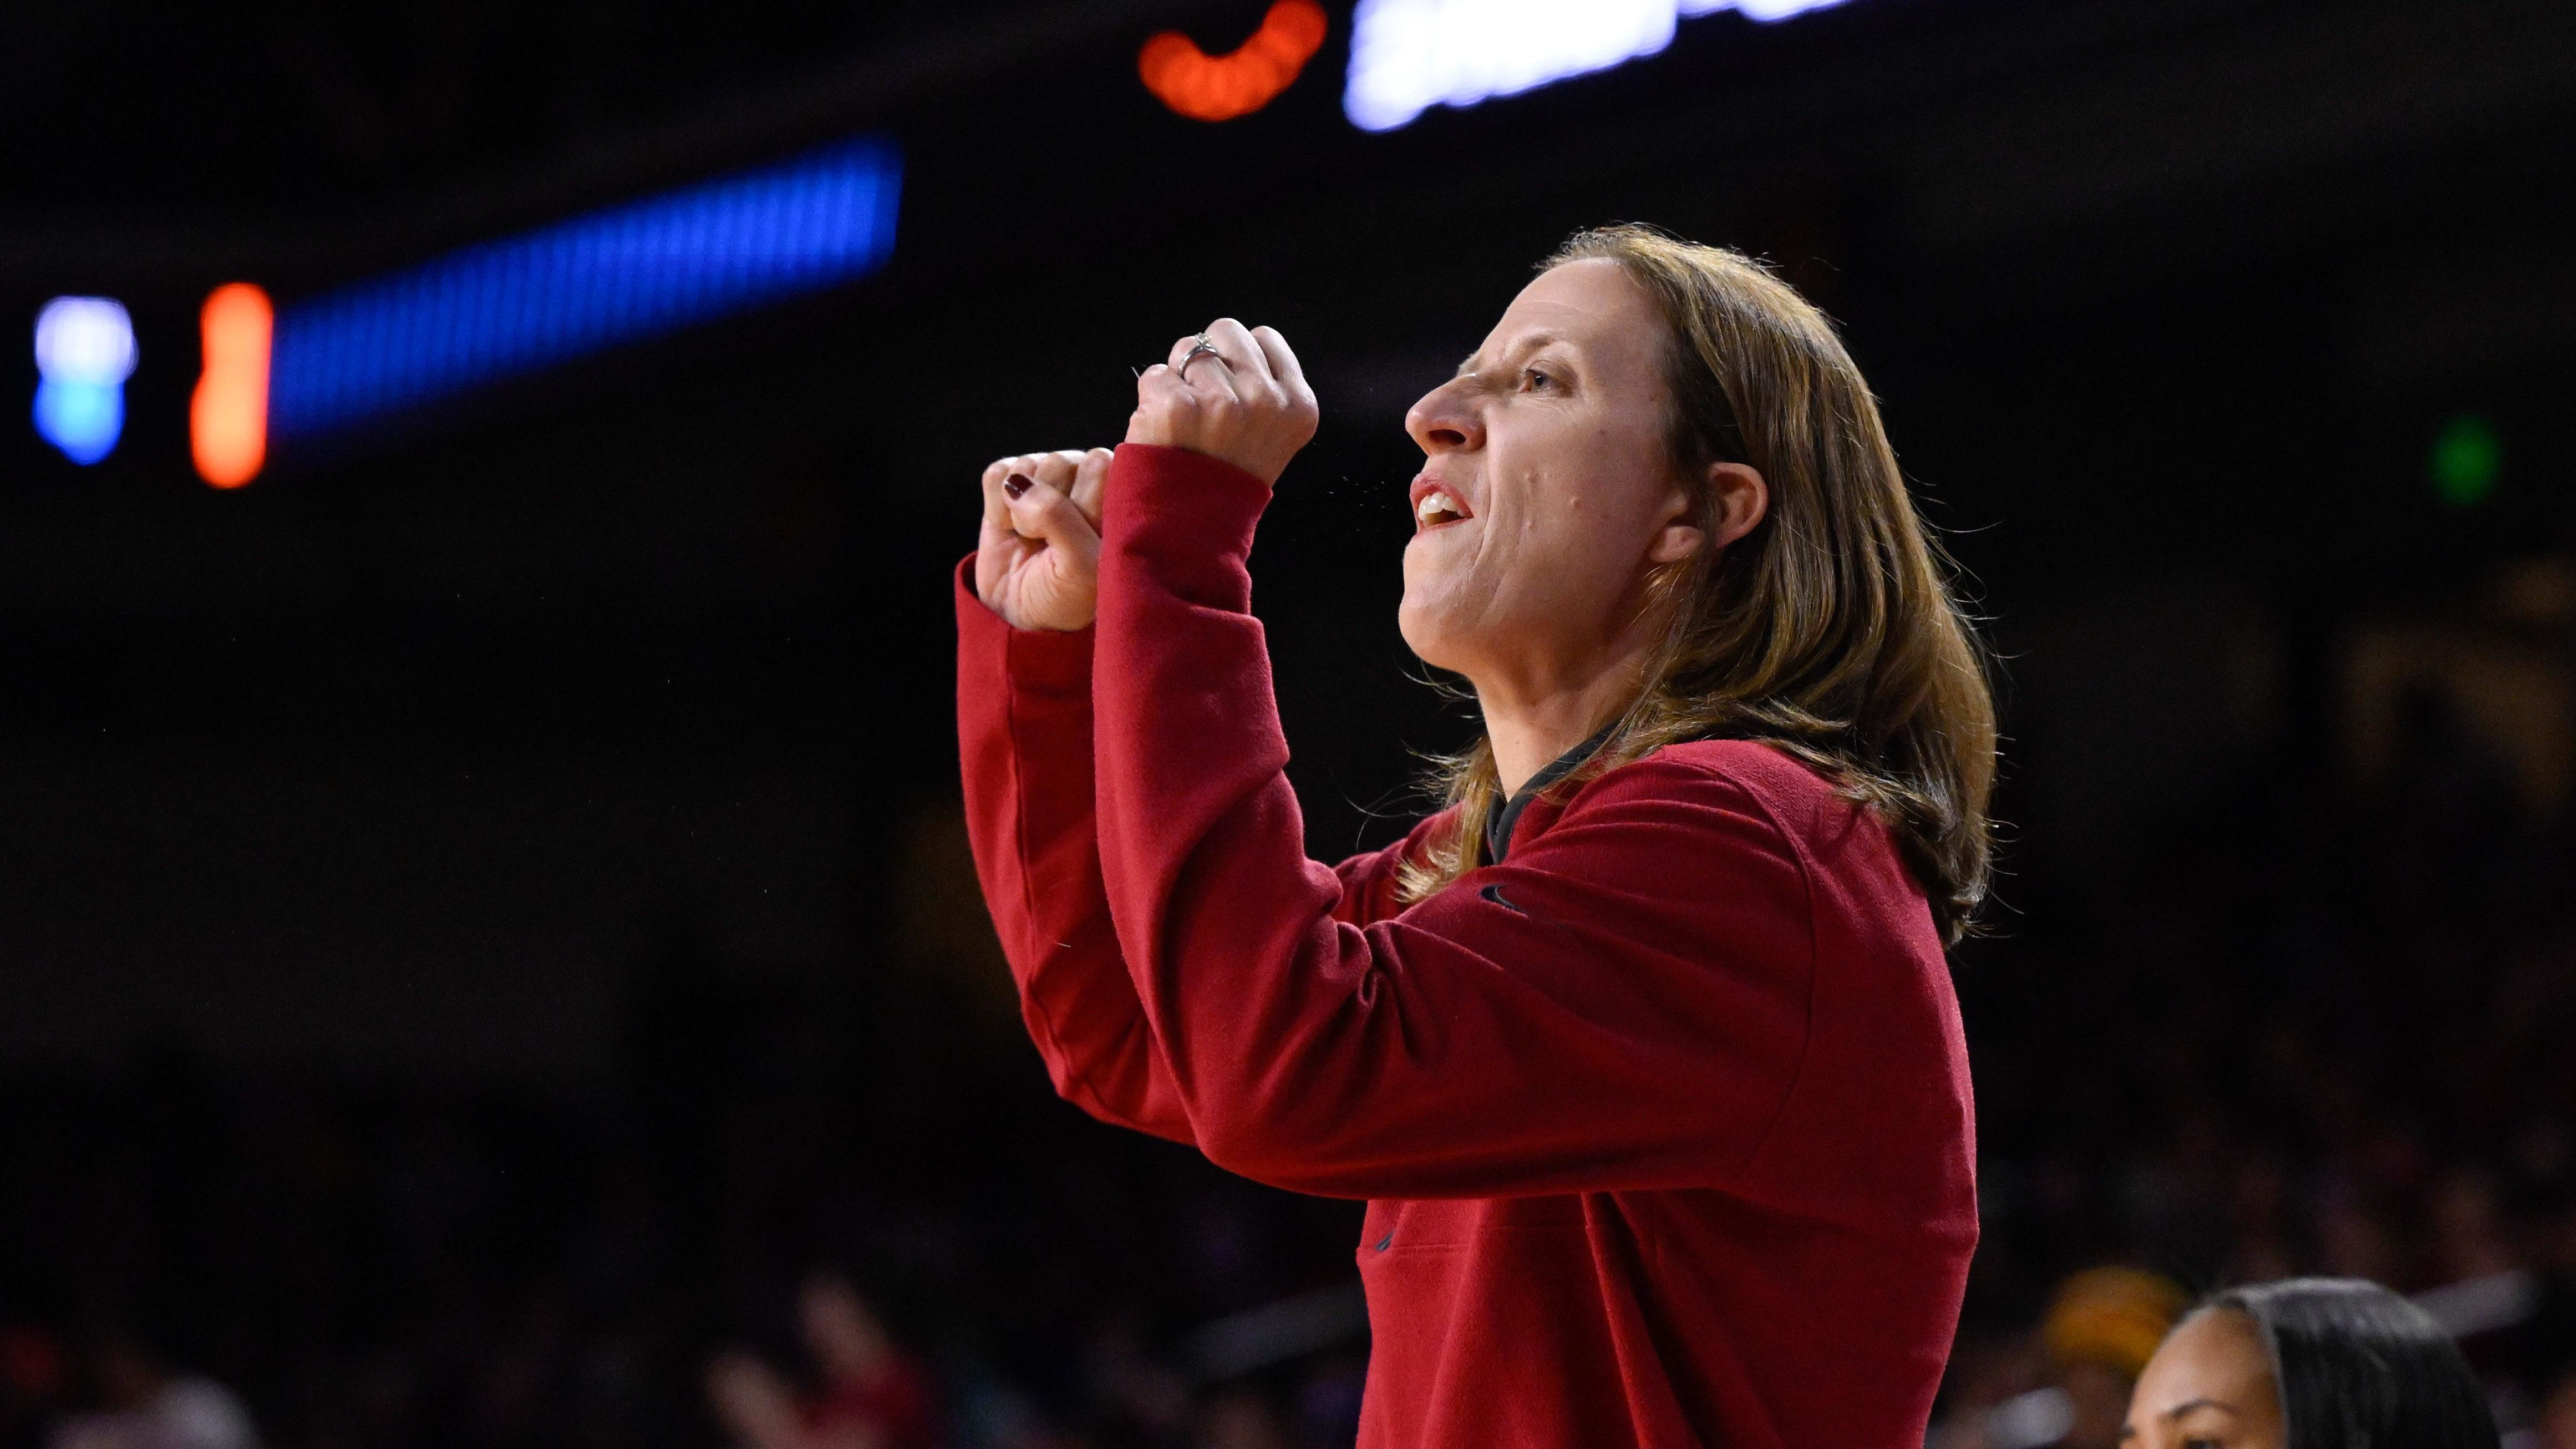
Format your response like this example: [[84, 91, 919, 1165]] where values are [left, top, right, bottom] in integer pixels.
[[1177, 333, 1222, 381]]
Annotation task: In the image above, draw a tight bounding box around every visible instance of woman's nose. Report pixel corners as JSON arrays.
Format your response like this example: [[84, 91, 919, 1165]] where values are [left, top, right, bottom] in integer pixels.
[[1404, 379, 1482, 454]]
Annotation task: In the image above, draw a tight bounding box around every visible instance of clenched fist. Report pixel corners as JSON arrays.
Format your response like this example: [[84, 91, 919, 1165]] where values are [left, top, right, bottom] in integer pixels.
[[975, 447, 1113, 632], [1129, 317, 1318, 486]]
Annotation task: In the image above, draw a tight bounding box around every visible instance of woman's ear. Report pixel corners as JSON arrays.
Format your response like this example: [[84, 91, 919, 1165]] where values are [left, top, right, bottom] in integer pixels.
[[1707, 462, 1767, 551], [1646, 482, 1705, 566], [1647, 520, 1704, 566]]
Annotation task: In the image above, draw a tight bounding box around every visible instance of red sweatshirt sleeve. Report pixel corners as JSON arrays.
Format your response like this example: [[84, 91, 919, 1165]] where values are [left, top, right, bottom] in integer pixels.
[[1090, 445, 1813, 1200], [954, 560, 1195, 1146]]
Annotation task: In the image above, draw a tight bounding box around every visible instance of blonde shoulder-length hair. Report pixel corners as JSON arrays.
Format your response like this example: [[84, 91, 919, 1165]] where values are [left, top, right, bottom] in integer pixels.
[[1395, 224, 1999, 945]]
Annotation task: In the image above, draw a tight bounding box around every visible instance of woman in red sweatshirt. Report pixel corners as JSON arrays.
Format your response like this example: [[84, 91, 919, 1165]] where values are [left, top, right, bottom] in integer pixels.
[[956, 225, 1996, 1447]]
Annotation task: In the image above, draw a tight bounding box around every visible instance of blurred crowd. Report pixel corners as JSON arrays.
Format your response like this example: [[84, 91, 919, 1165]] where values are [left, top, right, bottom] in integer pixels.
[[3, 664, 2573, 1448], [1938, 676, 2576, 1447], [0, 919, 1371, 1449]]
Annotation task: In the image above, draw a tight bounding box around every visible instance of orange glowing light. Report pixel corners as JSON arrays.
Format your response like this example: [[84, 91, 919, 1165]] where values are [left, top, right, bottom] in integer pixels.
[[191, 282, 272, 488], [1139, 0, 1327, 122]]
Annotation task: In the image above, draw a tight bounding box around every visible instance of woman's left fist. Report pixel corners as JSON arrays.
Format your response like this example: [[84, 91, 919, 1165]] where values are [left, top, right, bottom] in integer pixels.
[[1129, 318, 1319, 486]]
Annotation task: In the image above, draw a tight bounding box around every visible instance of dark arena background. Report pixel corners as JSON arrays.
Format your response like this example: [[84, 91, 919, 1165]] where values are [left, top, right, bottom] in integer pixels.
[[4, 1, 2575, 1445]]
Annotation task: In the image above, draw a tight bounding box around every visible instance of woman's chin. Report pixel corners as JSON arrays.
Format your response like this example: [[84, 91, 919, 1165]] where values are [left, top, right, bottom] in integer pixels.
[[1396, 597, 1475, 675]]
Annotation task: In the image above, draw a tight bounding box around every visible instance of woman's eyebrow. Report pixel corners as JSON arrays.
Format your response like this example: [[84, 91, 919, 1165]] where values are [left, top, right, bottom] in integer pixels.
[[2161, 1398, 2240, 1421], [1457, 330, 1575, 377]]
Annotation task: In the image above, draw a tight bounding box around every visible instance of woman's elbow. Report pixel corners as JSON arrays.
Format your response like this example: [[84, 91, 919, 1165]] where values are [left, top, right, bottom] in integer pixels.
[[1188, 1098, 1351, 1193], [1044, 1057, 1149, 1131]]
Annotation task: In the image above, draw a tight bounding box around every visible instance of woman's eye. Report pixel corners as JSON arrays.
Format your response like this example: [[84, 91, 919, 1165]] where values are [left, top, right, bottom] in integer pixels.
[[2182, 1438, 2225, 1449], [1521, 367, 1557, 391]]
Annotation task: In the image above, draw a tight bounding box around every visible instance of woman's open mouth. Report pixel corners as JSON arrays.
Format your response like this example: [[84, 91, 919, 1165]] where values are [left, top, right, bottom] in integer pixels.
[[1410, 479, 1472, 532]]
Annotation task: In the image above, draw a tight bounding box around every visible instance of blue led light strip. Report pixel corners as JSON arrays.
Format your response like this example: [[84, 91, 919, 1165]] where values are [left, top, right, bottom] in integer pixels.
[[268, 134, 901, 443]]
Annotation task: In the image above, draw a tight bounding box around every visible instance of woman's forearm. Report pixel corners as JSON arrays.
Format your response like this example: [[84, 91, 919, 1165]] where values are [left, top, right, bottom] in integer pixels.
[[954, 561, 1195, 1144]]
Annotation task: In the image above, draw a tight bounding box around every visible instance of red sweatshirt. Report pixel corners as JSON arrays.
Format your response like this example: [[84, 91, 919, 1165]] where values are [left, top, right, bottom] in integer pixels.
[[957, 444, 1977, 1448]]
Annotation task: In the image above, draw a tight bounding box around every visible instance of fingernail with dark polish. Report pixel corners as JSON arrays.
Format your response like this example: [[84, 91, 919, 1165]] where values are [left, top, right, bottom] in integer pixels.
[[1004, 474, 1032, 499]]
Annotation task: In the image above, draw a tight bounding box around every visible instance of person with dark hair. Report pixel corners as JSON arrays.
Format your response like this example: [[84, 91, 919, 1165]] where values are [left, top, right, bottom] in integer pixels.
[[958, 226, 1995, 1445], [2122, 1277, 2501, 1449]]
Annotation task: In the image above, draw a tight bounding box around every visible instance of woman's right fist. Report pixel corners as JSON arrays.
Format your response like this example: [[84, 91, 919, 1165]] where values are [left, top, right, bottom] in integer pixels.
[[975, 447, 1113, 632], [1128, 318, 1317, 487]]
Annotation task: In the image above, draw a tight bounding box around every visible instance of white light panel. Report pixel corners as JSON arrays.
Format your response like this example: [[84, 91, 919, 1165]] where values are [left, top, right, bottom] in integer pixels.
[[1347, 0, 1854, 131]]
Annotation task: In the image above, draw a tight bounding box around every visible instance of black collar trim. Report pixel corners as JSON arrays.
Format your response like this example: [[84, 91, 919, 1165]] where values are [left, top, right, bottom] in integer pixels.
[[1483, 722, 1619, 866]]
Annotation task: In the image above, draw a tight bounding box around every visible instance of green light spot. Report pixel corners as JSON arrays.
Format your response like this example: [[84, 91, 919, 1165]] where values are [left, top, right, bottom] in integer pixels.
[[2431, 414, 2501, 507]]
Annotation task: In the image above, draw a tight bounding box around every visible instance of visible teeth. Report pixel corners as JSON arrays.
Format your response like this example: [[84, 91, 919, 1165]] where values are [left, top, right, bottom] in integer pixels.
[[1416, 493, 1461, 525]]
